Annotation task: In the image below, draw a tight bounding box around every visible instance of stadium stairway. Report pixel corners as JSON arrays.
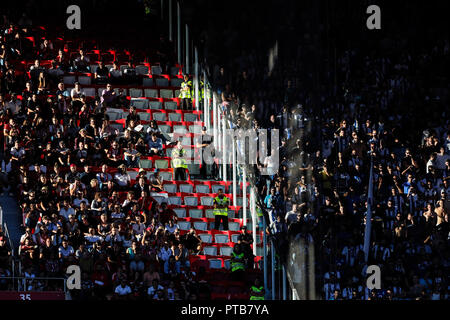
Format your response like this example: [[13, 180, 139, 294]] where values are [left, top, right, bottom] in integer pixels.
[[0, 189, 22, 256]]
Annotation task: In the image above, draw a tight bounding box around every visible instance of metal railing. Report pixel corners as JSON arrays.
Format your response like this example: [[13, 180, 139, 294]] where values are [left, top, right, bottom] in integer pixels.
[[0, 206, 15, 279], [0, 276, 67, 293]]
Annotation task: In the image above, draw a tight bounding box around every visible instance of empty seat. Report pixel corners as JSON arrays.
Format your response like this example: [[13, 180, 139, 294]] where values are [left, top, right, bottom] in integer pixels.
[[214, 234, 229, 244], [83, 88, 96, 97], [152, 196, 166, 204], [228, 184, 242, 195], [205, 209, 215, 219], [142, 78, 154, 86], [194, 221, 208, 231], [187, 164, 200, 175], [63, 75, 76, 85], [168, 113, 182, 122], [189, 125, 202, 133], [135, 65, 149, 75], [168, 196, 182, 205], [203, 246, 217, 255], [151, 65, 162, 75], [139, 159, 152, 169], [139, 113, 151, 121], [199, 233, 212, 243], [220, 246, 233, 256], [179, 184, 193, 193], [195, 185, 210, 194], [160, 89, 173, 98], [170, 67, 180, 76], [180, 136, 191, 146], [78, 75, 91, 85], [173, 125, 187, 134], [155, 78, 169, 87], [149, 101, 162, 109], [189, 209, 203, 218], [164, 101, 178, 110], [184, 113, 198, 122], [159, 171, 173, 181], [152, 112, 167, 121], [236, 197, 248, 207], [178, 221, 191, 231], [131, 99, 149, 109], [106, 111, 121, 121], [231, 234, 240, 243], [229, 222, 240, 231], [110, 123, 124, 132], [128, 171, 139, 180], [184, 196, 198, 206], [200, 196, 214, 206], [209, 259, 222, 269], [154, 159, 169, 169], [144, 89, 158, 98], [212, 185, 226, 194], [170, 78, 183, 87], [129, 88, 143, 98], [256, 246, 264, 256], [173, 208, 186, 218], [163, 184, 177, 193], [158, 125, 171, 133]]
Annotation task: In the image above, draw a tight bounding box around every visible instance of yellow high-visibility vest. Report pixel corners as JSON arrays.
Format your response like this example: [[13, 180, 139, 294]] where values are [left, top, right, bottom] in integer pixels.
[[213, 196, 229, 216]]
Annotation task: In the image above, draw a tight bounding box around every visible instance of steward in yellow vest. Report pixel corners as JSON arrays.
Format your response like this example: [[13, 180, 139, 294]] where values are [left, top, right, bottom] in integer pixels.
[[213, 188, 229, 230]]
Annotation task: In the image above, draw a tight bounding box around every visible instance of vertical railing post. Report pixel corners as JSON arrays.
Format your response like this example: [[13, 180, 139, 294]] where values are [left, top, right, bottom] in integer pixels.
[[251, 188, 257, 257], [203, 71, 209, 129], [263, 217, 268, 299], [168, 0, 172, 42], [282, 265, 287, 300], [177, 2, 181, 65], [222, 114, 227, 182], [185, 24, 189, 74], [364, 155, 374, 262], [232, 137, 237, 207], [271, 240, 276, 300], [243, 165, 247, 225], [194, 47, 199, 113], [213, 93, 218, 150]]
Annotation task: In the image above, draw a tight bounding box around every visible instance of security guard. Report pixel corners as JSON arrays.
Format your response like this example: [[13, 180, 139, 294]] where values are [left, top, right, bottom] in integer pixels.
[[179, 74, 192, 110], [172, 140, 187, 181], [230, 243, 245, 281], [213, 188, 229, 230], [250, 278, 265, 300]]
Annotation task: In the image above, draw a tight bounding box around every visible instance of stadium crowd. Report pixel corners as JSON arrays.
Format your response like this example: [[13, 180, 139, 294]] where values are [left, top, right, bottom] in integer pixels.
[[0, 1, 448, 301], [211, 17, 450, 301], [0, 14, 233, 300]]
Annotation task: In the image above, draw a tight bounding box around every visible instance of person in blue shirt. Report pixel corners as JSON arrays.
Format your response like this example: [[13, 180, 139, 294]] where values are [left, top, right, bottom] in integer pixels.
[[148, 133, 163, 156]]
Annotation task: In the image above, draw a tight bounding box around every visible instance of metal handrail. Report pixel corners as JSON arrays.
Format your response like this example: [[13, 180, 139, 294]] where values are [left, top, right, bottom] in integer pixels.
[[0, 276, 67, 292]]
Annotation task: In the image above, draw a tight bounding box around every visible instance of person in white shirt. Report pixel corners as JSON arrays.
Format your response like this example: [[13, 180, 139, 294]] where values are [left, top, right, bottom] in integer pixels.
[[285, 204, 298, 225], [58, 240, 74, 260], [84, 227, 103, 247], [114, 164, 131, 190], [115, 280, 132, 299], [70, 82, 84, 100], [158, 243, 172, 263], [59, 200, 75, 221], [147, 279, 164, 299]]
